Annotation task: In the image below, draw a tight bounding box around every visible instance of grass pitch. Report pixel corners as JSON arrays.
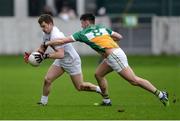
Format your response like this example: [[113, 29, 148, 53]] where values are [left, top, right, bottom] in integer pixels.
[[0, 55, 180, 120]]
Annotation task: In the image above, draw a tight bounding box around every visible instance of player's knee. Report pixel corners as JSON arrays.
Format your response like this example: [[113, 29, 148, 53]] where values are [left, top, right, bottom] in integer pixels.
[[44, 76, 53, 86]]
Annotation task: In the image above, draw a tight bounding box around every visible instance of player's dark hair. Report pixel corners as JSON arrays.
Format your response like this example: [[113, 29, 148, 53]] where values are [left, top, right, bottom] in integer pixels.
[[38, 14, 54, 25], [80, 13, 95, 24]]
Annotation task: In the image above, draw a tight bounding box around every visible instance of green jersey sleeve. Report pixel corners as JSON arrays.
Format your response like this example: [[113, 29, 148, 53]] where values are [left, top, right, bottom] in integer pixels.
[[72, 31, 82, 42]]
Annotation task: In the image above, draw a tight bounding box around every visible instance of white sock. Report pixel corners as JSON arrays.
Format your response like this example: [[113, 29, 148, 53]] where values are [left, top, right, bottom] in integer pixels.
[[103, 98, 111, 103], [96, 86, 102, 93], [158, 92, 163, 98], [40, 95, 48, 104]]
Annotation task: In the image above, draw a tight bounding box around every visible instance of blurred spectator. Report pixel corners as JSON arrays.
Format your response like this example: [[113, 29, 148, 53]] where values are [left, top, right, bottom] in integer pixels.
[[97, 7, 107, 16], [58, 6, 76, 21], [68, 8, 76, 19], [96, 6, 111, 28]]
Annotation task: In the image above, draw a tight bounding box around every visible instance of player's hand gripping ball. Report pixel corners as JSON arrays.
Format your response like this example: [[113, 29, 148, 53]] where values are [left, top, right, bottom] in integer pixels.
[[28, 52, 42, 67]]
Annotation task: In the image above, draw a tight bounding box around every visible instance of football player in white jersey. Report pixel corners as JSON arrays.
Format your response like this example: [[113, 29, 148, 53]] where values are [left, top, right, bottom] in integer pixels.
[[24, 14, 101, 106], [44, 13, 169, 107]]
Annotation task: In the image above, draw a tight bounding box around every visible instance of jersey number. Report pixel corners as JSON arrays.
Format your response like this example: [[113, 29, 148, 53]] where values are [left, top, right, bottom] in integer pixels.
[[85, 28, 107, 40], [92, 29, 102, 36]]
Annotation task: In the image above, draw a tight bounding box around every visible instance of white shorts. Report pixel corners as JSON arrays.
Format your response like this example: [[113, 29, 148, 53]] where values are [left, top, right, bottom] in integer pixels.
[[105, 48, 129, 72], [52, 58, 82, 75]]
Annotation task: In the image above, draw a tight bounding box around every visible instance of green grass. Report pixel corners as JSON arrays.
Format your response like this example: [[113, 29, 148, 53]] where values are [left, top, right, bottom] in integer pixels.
[[0, 55, 180, 120]]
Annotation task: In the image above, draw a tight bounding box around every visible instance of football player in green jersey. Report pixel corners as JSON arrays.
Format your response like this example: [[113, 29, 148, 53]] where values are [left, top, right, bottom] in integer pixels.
[[45, 13, 169, 106]]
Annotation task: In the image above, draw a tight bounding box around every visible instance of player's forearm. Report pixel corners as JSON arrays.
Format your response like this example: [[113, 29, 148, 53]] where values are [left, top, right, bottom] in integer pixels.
[[46, 37, 74, 46], [46, 39, 64, 46]]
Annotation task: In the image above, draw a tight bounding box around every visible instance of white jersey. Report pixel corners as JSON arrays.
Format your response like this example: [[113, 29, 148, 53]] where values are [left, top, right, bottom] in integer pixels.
[[42, 26, 81, 67]]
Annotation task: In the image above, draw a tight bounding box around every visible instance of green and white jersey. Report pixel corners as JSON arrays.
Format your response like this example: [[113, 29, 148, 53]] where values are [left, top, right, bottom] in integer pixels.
[[71, 24, 119, 53]]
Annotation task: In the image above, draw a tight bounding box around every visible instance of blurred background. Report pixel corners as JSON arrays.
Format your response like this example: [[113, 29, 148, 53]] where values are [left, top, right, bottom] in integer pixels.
[[0, 0, 180, 55], [1, 1, 180, 120]]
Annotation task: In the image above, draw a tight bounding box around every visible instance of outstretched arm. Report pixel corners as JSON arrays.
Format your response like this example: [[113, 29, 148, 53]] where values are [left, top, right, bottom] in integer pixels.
[[45, 36, 74, 46]]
